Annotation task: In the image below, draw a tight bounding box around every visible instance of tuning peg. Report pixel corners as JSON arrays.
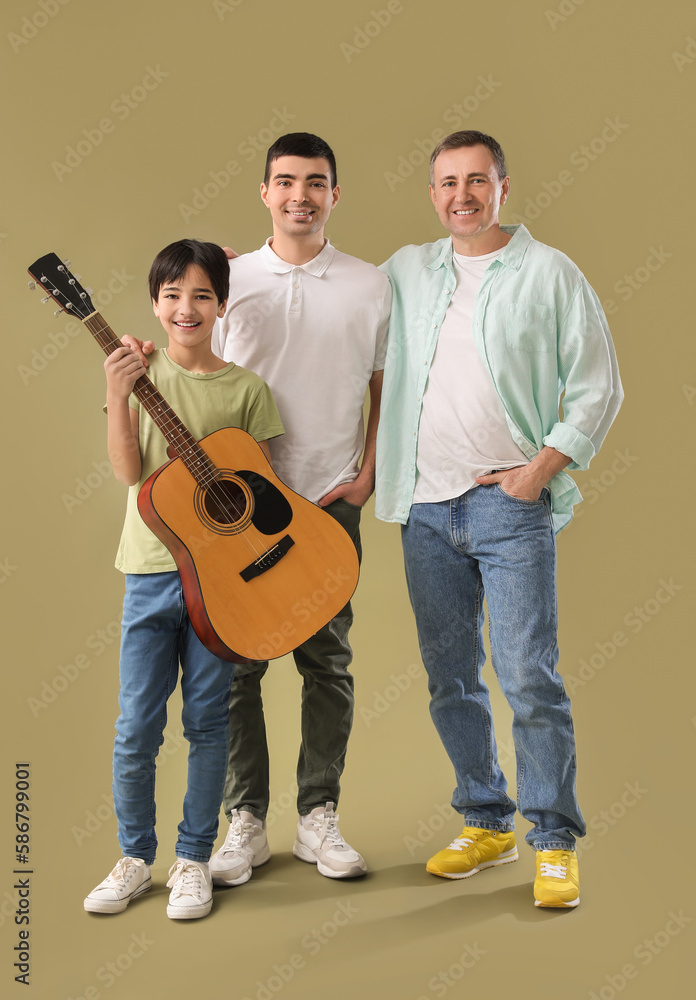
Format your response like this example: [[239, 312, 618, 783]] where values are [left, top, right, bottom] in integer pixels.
[[40, 296, 50, 304], [53, 309, 63, 317], [27, 280, 36, 291], [63, 259, 71, 268], [85, 287, 93, 295]]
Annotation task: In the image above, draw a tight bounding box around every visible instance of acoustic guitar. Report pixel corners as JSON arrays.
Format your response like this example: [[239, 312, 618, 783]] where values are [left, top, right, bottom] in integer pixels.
[[28, 252, 359, 663]]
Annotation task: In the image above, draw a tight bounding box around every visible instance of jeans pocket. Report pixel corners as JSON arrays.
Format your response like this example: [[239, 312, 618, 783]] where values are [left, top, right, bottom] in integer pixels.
[[494, 482, 548, 505]]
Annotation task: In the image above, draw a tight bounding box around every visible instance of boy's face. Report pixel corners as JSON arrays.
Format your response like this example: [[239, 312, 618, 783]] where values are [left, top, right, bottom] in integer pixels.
[[152, 264, 227, 350], [260, 155, 340, 239]]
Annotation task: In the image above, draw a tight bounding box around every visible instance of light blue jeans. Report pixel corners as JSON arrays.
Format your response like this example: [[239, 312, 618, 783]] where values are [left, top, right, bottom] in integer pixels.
[[401, 484, 585, 850], [113, 572, 236, 865]]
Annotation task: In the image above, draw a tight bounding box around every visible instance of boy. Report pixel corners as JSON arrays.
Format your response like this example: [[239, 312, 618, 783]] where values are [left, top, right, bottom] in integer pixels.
[[83, 239, 283, 920]]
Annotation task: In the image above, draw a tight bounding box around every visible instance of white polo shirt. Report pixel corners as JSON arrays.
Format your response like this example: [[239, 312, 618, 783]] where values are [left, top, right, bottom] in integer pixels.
[[212, 239, 391, 502]]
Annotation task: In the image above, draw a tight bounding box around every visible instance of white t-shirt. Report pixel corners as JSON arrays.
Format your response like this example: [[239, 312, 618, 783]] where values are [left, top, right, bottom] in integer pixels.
[[212, 239, 391, 502], [413, 248, 528, 503]]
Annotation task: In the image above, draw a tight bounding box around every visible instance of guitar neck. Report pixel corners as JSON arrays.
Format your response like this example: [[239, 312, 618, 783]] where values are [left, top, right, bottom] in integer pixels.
[[83, 310, 218, 485]]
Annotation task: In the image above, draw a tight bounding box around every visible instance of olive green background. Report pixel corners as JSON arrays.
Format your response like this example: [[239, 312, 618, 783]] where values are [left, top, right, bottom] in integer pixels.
[[2, 0, 694, 997]]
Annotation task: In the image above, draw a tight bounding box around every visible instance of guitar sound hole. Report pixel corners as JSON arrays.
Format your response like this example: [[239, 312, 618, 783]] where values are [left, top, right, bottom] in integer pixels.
[[203, 481, 248, 525]]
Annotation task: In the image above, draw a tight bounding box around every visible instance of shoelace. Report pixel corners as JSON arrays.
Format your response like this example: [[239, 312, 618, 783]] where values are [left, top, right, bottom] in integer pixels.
[[221, 818, 256, 855], [315, 810, 346, 848], [447, 837, 474, 852], [539, 862, 567, 879], [103, 857, 142, 887], [167, 861, 205, 897]]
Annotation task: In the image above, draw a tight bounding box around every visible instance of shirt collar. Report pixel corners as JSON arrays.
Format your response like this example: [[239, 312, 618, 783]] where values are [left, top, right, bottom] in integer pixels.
[[427, 224, 533, 272], [259, 237, 336, 276]]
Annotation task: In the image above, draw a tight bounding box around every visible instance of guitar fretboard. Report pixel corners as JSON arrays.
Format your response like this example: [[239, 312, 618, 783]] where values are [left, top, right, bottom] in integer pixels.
[[84, 311, 221, 489]]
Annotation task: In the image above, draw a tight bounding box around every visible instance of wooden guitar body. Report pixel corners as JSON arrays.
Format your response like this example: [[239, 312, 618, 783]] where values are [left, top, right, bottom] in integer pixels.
[[139, 427, 359, 663]]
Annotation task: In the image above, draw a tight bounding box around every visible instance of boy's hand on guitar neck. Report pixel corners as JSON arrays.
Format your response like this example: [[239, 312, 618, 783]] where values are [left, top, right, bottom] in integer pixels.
[[120, 246, 238, 366], [120, 335, 155, 367], [104, 345, 146, 398]]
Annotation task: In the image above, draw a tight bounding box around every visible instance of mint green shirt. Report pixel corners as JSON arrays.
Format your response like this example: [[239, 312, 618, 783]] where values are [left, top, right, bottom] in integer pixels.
[[375, 225, 623, 532]]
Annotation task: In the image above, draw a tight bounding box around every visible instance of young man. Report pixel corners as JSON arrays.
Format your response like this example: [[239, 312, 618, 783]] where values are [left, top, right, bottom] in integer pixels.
[[376, 131, 623, 908], [84, 240, 283, 920], [125, 134, 390, 881], [207, 133, 390, 884]]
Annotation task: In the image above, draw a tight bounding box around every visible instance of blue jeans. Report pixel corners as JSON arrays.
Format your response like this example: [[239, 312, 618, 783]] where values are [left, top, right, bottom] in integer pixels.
[[113, 572, 236, 865], [401, 484, 585, 850]]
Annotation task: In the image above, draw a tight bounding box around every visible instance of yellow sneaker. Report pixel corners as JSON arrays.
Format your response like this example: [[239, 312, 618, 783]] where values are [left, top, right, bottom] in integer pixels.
[[426, 826, 518, 879], [534, 849, 579, 908]]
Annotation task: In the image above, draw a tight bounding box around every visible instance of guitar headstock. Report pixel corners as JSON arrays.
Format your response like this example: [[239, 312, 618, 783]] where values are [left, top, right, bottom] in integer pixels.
[[27, 252, 95, 320]]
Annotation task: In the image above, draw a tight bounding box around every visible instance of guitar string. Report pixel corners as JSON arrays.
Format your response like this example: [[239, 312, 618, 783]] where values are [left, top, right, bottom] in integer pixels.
[[84, 312, 269, 562], [39, 267, 272, 564]]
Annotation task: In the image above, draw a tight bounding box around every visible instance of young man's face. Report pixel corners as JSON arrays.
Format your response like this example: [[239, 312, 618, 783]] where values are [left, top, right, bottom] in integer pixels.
[[261, 155, 340, 238], [152, 264, 227, 350], [429, 144, 510, 253]]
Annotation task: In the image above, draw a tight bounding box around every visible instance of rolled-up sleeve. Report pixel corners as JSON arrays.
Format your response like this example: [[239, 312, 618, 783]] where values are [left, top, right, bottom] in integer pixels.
[[543, 279, 624, 470]]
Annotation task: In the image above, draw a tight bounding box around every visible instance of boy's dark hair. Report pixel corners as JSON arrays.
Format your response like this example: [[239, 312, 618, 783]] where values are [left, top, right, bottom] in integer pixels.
[[429, 130, 508, 185], [148, 239, 229, 304], [263, 132, 338, 189]]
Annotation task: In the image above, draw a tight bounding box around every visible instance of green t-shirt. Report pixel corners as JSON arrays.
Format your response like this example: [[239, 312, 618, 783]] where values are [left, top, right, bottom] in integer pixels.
[[115, 349, 284, 574]]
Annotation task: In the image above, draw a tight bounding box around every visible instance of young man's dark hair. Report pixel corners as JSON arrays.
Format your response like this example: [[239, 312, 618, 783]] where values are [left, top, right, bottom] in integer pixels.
[[429, 130, 508, 185], [148, 239, 230, 305], [263, 132, 338, 189]]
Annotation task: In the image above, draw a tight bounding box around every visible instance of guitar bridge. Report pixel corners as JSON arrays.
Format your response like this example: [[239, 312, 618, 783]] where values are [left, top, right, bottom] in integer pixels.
[[240, 534, 295, 582]]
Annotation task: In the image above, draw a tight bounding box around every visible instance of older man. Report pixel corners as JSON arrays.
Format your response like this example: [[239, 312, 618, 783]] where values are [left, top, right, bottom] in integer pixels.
[[376, 129, 622, 908]]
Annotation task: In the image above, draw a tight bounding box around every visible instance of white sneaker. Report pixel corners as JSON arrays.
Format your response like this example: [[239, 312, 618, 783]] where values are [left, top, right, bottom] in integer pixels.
[[84, 857, 151, 914], [210, 810, 271, 886], [166, 859, 213, 919], [293, 802, 367, 879]]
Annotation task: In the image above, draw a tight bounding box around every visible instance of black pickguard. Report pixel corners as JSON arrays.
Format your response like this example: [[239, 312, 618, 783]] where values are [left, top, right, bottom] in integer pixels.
[[236, 470, 293, 535]]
